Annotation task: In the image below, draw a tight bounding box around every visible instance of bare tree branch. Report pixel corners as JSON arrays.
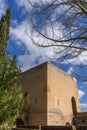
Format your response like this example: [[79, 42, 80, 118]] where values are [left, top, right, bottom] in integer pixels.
[[23, 0, 87, 80]]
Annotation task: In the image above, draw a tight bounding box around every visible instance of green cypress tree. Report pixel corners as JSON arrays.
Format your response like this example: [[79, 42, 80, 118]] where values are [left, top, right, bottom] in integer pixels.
[[0, 9, 29, 127], [0, 8, 10, 57]]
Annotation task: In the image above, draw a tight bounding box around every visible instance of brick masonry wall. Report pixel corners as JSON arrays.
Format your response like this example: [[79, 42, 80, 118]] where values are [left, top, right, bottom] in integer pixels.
[[21, 62, 80, 126], [47, 62, 80, 125], [22, 63, 48, 125], [12, 126, 87, 130]]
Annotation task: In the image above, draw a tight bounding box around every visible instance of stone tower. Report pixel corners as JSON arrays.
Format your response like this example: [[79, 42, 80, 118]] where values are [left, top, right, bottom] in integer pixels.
[[21, 62, 80, 126]]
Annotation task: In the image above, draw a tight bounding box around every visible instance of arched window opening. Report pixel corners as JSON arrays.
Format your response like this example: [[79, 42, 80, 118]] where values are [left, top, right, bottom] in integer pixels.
[[71, 96, 77, 116], [24, 92, 28, 97]]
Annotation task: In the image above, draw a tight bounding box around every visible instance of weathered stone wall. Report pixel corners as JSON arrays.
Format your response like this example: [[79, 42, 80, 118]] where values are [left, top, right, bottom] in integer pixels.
[[22, 63, 47, 125], [47, 62, 80, 125], [13, 126, 87, 130], [21, 62, 80, 126]]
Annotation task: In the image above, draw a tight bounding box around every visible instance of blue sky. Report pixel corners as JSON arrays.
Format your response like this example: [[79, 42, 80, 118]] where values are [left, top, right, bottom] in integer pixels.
[[0, 0, 87, 112]]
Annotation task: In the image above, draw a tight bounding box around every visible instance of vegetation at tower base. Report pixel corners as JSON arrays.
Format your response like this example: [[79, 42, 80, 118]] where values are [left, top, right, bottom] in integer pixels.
[[0, 9, 29, 127], [25, 0, 87, 81]]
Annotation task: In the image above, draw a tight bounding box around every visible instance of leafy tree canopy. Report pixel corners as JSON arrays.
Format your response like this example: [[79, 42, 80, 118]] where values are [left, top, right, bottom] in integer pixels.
[[0, 8, 29, 126]]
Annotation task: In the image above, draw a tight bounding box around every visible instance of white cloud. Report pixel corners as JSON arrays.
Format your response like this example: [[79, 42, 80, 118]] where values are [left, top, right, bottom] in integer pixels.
[[10, 20, 55, 71], [10, 18, 87, 71], [18, 54, 47, 71], [14, 0, 87, 68], [67, 66, 74, 75], [15, 0, 31, 12], [0, 0, 7, 18], [64, 51, 87, 66], [10, 0, 87, 72], [78, 90, 85, 99], [15, 0, 52, 8], [15, 0, 23, 7], [81, 103, 87, 112], [83, 82, 87, 85]]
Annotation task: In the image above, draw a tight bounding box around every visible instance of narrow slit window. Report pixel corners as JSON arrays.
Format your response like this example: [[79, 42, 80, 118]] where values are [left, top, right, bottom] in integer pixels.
[[57, 99, 59, 106]]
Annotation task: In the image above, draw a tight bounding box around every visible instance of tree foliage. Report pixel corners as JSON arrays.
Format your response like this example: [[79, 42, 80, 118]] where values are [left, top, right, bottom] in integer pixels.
[[0, 9, 29, 126], [24, 0, 87, 80]]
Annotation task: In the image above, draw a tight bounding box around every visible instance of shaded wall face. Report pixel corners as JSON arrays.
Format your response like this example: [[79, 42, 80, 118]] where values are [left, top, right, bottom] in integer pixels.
[[22, 64, 47, 125], [47, 65, 80, 125], [21, 62, 80, 126]]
